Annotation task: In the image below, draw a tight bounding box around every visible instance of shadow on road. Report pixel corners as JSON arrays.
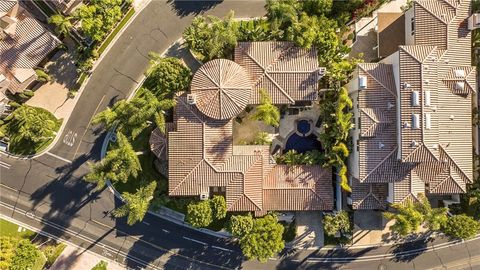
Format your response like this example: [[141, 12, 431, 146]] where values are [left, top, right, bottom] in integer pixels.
[[389, 235, 434, 263], [275, 245, 378, 270], [167, 0, 222, 17]]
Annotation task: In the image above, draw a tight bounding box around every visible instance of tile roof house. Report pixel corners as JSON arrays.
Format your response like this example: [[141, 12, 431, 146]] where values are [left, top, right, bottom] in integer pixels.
[[348, 0, 476, 210], [152, 42, 333, 214], [0, 0, 61, 99]]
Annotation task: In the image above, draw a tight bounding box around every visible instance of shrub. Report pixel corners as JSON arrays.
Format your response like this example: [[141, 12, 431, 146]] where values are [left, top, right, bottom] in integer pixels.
[[186, 200, 213, 228], [35, 69, 50, 83], [229, 214, 254, 238], [210, 196, 227, 220], [443, 214, 480, 240], [144, 57, 192, 99]]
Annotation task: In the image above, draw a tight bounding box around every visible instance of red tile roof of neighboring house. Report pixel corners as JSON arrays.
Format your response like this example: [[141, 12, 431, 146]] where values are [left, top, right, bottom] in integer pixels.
[[351, 0, 475, 209], [0, 1, 60, 94]]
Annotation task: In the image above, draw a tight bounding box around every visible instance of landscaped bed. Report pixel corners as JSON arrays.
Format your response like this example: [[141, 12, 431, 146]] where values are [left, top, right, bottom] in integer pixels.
[[0, 105, 62, 155]]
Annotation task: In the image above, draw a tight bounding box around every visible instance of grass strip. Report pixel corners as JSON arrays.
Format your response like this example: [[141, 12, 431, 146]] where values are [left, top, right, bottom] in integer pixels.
[[98, 8, 135, 55]]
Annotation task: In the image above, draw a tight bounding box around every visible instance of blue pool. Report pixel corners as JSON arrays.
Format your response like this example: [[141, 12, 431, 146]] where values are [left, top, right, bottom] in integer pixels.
[[283, 119, 322, 154], [297, 120, 311, 136], [284, 133, 322, 154]]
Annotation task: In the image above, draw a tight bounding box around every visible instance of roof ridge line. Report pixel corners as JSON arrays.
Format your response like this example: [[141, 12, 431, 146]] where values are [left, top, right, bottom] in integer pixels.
[[358, 64, 397, 98], [200, 65, 220, 88], [439, 145, 472, 183], [361, 147, 398, 182], [400, 45, 437, 64], [169, 159, 206, 195], [415, 0, 449, 25]]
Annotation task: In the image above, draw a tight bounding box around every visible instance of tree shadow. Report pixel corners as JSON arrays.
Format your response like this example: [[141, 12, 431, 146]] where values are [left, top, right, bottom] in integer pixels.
[[389, 235, 434, 263], [167, 0, 222, 17], [275, 245, 378, 270], [110, 197, 244, 269]]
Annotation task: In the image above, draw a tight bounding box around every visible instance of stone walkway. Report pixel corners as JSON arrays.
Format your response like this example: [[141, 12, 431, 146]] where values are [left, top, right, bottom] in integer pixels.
[[50, 245, 124, 270]]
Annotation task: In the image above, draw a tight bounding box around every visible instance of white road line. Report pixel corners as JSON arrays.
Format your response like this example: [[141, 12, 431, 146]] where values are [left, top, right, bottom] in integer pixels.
[[73, 95, 106, 159], [142, 221, 150, 226], [211, 246, 233, 253], [182, 236, 207, 245], [45, 152, 72, 164], [0, 160, 11, 169], [162, 229, 170, 234]]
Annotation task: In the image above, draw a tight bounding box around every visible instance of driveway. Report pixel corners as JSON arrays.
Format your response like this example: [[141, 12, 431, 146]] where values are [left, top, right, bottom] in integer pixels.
[[26, 38, 79, 120]]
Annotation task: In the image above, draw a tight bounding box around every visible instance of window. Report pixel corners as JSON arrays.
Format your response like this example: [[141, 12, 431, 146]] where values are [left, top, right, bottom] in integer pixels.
[[412, 114, 420, 129], [425, 90, 431, 106], [411, 18, 415, 35], [412, 91, 420, 106], [425, 113, 431, 129]]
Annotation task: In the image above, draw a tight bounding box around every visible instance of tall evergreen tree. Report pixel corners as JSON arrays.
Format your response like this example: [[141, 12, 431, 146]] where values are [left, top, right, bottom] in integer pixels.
[[113, 181, 157, 225], [84, 132, 141, 190]]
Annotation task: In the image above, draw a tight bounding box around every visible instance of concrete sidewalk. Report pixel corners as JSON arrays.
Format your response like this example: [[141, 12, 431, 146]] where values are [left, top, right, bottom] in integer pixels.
[[50, 245, 125, 270]]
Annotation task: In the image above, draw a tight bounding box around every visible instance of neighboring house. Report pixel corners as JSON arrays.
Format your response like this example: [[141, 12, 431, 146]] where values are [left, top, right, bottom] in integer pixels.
[[348, 0, 476, 210], [0, 0, 61, 101], [47, 0, 82, 15], [151, 42, 333, 216]]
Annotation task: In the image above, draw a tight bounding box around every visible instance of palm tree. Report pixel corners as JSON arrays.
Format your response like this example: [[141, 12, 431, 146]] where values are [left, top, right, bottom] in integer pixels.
[[253, 132, 271, 145], [84, 132, 141, 190], [48, 14, 73, 36], [251, 89, 281, 127], [6, 105, 58, 144], [265, 0, 300, 38], [92, 89, 175, 139], [112, 181, 157, 225]]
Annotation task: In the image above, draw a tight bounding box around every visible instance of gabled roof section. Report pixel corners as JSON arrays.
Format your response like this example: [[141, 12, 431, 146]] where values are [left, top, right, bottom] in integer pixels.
[[351, 178, 387, 210], [416, 0, 456, 24], [399, 45, 437, 63], [235, 42, 319, 105]]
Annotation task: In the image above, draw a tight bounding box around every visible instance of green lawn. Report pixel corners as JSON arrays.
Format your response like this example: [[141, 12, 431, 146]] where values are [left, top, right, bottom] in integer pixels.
[[0, 218, 36, 239], [98, 8, 135, 55]]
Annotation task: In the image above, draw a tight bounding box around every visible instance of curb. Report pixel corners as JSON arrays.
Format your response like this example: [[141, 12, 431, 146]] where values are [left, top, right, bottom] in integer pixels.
[[102, 129, 230, 239], [0, 0, 152, 160]]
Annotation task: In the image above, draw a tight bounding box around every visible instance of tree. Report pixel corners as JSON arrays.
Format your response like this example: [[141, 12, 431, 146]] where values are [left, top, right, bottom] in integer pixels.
[[92, 89, 175, 139], [84, 132, 141, 190], [113, 181, 157, 225], [415, 195, 448, 231], [48, 14, 72, 36], [253, 132, 271, 145], [144, 56, 192, 99], [239, 214, 284, 262], [10, 239, 40, 270], [265, 0, 300, 38], [323, 211, 351, 237], [74, 0, 122, 41], [210, 196, 227, 220], [186, 200, 213, 228], [5, 105, 59, 150], [0, 237, 16, 269], [384, 200, 424, 236], [286, 12, 318, 49], [301, 0, 333, 16], [183, 11, 239, 61], [229, 214, 254, 238], [443, 215, 480, 240], [250, 89, 280, 127]]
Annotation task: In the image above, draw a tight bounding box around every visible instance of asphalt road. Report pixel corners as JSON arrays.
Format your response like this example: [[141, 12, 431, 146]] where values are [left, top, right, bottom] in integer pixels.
[[1, 1, 480, 269]]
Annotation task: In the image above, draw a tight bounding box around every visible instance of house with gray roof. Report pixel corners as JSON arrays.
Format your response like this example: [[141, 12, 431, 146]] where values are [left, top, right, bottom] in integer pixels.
[[348, 0, 476, 210], [0, 0, 61, 101], [151, 42, 333, 215]]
